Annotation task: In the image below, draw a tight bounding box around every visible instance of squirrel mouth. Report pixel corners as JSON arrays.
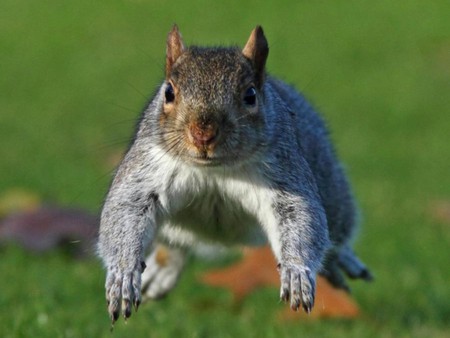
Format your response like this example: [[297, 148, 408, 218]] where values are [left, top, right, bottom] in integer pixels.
[[190, 153, 221, 166], [182, 143, 221, 166], [182, 148, 225, 167]]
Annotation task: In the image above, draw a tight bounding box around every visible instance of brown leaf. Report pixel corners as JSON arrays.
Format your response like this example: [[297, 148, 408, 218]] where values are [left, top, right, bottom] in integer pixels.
[[200, 246, 278, 301], [200, 246, 360, 319]]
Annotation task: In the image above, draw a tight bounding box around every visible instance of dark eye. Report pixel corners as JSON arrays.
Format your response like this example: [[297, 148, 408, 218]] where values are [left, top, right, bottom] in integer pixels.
[[165, 83, 175, 103], [243, 86, 257, 106]]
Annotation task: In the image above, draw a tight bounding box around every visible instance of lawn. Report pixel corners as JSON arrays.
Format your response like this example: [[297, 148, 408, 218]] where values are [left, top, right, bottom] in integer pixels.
[[1, 0, 449, 337]]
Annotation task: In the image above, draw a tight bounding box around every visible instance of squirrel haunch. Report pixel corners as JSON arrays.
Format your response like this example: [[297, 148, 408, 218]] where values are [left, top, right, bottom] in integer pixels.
[[98, 25, 372, 323]]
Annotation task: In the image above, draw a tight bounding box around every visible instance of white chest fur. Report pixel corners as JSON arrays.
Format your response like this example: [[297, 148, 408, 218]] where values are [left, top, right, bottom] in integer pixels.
[[150, 150, 281, 254]]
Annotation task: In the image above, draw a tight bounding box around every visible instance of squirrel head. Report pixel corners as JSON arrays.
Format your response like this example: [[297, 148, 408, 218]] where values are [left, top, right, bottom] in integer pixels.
[[159, 25, 270, 167]]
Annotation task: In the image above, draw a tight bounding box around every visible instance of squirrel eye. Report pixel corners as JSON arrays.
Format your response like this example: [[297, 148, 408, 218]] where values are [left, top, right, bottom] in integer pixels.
[[243, 86, 257, 106], [165, 83, 175, 103]]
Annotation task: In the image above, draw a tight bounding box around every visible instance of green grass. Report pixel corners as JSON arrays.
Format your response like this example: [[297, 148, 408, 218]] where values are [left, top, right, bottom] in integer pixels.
[[1, 0, 450, 337]]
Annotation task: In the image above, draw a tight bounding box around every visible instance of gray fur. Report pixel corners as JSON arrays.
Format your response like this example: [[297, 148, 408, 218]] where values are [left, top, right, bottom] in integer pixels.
[[98, 26, 372, 322]]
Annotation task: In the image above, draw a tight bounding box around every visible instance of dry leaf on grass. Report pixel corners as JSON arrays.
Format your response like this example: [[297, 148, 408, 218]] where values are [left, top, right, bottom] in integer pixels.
[[200, 246, 360, 320], [0, 206, 98, 257]]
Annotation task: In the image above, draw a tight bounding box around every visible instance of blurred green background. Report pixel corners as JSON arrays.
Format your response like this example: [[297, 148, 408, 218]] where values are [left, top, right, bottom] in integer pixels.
[[1, 0, 449, 337]]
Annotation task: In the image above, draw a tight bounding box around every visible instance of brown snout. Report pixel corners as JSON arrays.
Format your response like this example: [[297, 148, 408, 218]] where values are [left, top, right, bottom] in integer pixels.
[[189, 122, 218, 148]]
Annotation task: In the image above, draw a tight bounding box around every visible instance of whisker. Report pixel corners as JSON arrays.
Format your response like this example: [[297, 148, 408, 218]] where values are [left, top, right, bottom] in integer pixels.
[[125, 81, 150, 100], [105, 101, 140, 114]]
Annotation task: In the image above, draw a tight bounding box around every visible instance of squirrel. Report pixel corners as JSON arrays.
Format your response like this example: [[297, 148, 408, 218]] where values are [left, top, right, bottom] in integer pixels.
[[98, 25, 373, 323]]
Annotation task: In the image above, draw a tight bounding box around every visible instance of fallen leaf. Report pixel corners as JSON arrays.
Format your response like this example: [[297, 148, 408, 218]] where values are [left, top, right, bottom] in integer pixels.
[[0, 205, 98, 257], [200, 246, 360, 319], [200, 246, 279, 301]]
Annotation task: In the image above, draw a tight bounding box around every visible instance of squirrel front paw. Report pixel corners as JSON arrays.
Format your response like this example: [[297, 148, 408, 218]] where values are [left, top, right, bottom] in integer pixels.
[[278, 263, 316, 313], [105, 261, 146, 323]]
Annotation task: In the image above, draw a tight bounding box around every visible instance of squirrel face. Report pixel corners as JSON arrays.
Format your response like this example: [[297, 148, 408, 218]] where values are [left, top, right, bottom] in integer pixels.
[[158, 26, 269, 167]]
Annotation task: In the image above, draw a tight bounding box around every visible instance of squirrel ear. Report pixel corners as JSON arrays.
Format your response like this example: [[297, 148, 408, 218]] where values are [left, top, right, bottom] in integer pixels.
[[242, 26, 269, 85], [166, 24, 185, 77]]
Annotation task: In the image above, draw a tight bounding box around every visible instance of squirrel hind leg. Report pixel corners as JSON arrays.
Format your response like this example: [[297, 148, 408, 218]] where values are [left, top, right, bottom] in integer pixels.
[[337, 246, 374, 282], [319, 259, 351, 292], [141, 243, 186, 301]]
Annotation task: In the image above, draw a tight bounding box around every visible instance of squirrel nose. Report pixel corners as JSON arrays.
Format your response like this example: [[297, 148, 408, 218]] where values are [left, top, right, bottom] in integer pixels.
[[189, 123, 218, 147]]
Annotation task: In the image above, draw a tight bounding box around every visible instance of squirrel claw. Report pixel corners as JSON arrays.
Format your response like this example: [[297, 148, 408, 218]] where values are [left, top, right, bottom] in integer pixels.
[[109, 304, 120, 324], [134, 299, 141, 312], [123, 299, 132, 319], [279, 264, 315, 314], [105, 264, 143, 323], [280, 287, 290, 303]]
